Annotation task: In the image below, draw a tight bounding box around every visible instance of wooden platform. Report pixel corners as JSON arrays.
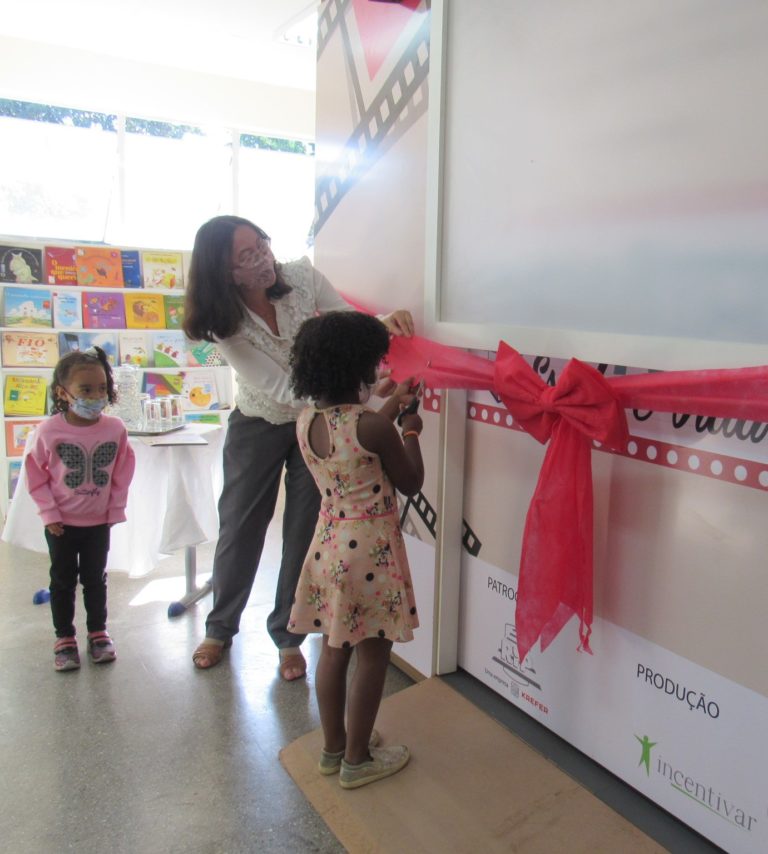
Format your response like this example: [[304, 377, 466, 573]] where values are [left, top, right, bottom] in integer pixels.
[[280, 677, 666, 853]]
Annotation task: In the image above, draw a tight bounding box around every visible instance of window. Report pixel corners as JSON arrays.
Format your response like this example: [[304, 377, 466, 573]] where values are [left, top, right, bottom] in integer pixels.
[[0, 99, 315, 255]]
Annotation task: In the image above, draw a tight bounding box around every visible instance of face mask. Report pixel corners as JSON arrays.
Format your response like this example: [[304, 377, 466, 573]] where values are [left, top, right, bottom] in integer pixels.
[[69, 397, 108, 420]]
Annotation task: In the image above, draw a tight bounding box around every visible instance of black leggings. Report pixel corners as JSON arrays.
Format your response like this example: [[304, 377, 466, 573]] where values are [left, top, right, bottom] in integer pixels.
[[46, 524, 110, 638]]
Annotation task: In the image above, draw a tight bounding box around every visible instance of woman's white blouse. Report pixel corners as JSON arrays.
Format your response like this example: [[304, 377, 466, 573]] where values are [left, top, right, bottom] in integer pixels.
[[215, 257, 352, 424]]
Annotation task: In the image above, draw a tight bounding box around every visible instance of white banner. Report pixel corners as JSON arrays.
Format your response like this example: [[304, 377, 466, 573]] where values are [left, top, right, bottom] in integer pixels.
[[459, 553, 768, 853]]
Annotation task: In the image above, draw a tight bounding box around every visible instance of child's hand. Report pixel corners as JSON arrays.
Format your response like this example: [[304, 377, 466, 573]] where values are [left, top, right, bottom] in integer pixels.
[[400, 412, 423, 436], [46, 522, 64, 536]]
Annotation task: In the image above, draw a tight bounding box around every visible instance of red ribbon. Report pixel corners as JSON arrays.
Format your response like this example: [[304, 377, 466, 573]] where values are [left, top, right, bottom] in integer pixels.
[[492, 342, 629, 662], [359, 312, 768, 660]]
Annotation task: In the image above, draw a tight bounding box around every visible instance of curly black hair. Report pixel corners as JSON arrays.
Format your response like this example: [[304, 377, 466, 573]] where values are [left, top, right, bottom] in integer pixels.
[[290, 311, 390, 402], [51, 346, 116, 413]]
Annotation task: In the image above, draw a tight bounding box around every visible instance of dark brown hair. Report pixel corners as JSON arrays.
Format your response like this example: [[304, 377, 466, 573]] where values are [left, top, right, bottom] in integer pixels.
[[51, 346, 115, 413], [183, 215, 292, 342]]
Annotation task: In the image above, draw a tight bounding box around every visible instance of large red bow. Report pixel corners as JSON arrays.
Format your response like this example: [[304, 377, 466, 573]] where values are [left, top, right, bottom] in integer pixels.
[[493, 342, 628, 662], [366, 316, 768, 661]]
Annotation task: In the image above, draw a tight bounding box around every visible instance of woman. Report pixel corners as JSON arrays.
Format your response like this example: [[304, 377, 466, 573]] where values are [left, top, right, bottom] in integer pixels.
[[183, 215, 414, 679]]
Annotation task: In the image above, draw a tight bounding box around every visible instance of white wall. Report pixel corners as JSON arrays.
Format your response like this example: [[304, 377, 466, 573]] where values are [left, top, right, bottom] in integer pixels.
[[0, 36, 315, 138]]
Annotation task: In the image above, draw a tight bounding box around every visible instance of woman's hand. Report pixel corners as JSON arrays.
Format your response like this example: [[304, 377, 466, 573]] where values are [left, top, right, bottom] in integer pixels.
[[46, 522, 64, 536], [380, 309, 415, 337]]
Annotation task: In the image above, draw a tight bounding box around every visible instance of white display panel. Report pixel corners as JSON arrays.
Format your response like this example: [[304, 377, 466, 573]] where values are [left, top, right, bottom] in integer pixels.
[[426, 1, 768, 369]]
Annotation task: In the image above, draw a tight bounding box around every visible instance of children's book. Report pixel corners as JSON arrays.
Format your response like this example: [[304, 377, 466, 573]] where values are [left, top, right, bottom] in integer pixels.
[[182, 369, 220, 411], [120, 250, 142, 288], [58, 331, 118, 366], [163, 294, 185, 329], [2, 287, 53, 327], [52, 290, 83, 329], [186, 339, 225, 367], [81, 291, 126, 329], [141, 252, 183, 290], [44, 247, 78, 285], [4, 374, 48, 416], [1, 331, 59, 368], [75, 246, 124, 287], [152, 331, 186, 368], [5, 419, 41, 456], [142, 371, 184, 398], [124, 293, 166, 329], [0, 245, 43, 284], [118, 331, 149, 367], [8, 459, 22, 498]]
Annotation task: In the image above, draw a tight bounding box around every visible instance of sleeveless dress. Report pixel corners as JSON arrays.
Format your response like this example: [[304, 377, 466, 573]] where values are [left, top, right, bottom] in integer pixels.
[[287, 404, 419, 648]]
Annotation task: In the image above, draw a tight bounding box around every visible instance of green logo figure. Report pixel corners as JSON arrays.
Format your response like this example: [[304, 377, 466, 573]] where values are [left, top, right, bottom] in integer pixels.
[[635, 734, 657, 776]]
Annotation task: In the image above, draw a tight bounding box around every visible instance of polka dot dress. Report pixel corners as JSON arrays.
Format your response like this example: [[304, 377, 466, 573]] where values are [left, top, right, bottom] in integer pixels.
[[288, 404, 419, 648]]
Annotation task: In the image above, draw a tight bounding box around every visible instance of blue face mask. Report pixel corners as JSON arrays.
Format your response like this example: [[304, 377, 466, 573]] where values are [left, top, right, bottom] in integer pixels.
[[69, 397, 108, 420]]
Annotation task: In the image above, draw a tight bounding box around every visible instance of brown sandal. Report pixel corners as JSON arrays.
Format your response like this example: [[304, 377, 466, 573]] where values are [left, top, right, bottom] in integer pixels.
[[278, 650, 307, 681], [192, 638, 231, 670]]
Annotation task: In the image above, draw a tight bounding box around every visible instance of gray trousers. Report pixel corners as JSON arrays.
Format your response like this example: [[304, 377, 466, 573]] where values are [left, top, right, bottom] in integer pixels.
[[205, 409, 319, 649]]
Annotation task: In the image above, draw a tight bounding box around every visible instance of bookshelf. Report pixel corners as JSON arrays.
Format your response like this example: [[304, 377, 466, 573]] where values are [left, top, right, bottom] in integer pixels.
[[0, 236, 233, 517]]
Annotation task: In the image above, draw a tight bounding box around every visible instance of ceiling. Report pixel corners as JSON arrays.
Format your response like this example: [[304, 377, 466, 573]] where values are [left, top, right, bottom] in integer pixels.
[[0, 0, 319, 92]]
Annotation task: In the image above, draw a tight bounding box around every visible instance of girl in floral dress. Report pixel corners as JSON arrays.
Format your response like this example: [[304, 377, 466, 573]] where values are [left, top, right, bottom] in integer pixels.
[[288, 311, 424, 789]]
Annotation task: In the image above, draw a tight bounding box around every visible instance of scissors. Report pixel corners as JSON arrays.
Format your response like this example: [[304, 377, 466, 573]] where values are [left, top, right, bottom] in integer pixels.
[[397, 379, 424, 426]]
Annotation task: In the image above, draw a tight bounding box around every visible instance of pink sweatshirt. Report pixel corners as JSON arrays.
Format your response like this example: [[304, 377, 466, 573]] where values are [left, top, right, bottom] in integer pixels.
[[25, 413, 136, 527]]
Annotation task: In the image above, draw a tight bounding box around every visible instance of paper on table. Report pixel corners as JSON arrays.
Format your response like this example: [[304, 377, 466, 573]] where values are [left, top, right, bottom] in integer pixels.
[[139, 430, 208, 446]]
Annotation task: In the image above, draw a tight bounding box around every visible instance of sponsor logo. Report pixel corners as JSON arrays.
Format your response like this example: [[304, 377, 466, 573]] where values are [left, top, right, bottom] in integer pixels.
[[635, 735, 758, 832]]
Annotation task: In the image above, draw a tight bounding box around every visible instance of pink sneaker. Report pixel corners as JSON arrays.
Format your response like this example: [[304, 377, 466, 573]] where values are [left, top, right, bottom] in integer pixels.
[[54, 637, 80, 672], [87, 631, 116, 664]]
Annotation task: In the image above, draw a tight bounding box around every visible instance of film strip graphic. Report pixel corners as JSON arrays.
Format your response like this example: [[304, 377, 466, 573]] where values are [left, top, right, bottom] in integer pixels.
[[317, 0, 351, 57], [422, 383, 768, 493], [465, 399, 768, 493], [399, 492, 482, 558], [313, 8, 431, 235]]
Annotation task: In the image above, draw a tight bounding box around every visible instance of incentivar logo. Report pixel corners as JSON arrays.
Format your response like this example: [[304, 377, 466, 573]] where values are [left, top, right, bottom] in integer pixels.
[[635, 734, 758, 832]]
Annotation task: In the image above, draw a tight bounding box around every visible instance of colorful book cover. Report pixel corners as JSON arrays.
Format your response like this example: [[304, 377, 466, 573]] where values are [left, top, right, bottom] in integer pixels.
[[2, 287, 53, 327], [0, 245, 43, 284], [81, 291, 126, 329], [120, 250, 142, 288], [141, 252, 183, 290], [8, 458, 22, 498], [142, 371, 184, 398], [124, 293, 166, 329], [152, 331, 186, 368], [1, 331, 59, 368], [75, 246, 124, 287], [58, 331, 118, 366], [5, 419, 40, 456], [182, 369, 220, 411], [44, 247, 78, 285], [186, 339, 225, 367], [52, 290, 83, 329], [118, 331, 149, 367], [163, 294, 185, 329], [3, 374, 48, 416]]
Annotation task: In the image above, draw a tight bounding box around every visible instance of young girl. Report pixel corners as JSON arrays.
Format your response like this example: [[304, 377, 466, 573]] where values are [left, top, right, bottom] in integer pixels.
[[288, 311, 424, 789], [25, 347, 136, 671]]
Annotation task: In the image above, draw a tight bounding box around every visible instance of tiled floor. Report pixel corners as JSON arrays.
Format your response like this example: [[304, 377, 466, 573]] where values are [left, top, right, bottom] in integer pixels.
[[0, 515, 721, 854], [0, 524, 412, 854]]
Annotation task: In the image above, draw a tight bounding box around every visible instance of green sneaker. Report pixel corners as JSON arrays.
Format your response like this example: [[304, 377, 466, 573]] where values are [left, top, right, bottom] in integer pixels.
[[339, 744, 410, 789], [318, 728, 381, 776]]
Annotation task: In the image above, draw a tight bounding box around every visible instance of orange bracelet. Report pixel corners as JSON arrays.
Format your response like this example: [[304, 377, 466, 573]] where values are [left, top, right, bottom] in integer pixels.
[[402, 430, 420, 440]]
